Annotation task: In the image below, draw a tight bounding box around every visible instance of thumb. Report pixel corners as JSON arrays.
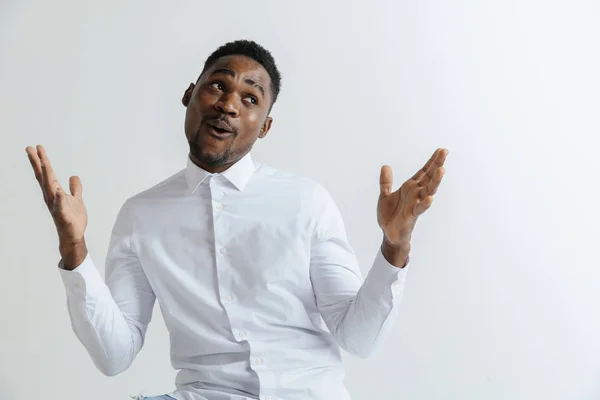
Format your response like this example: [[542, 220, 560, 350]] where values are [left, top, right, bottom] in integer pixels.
[[69, 176, 83, 200], [379, 165, 393, 197]]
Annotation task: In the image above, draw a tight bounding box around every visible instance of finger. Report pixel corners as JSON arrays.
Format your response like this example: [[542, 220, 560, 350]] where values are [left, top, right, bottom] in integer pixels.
[[53, 186, 68, 218], [413, 196, 434, 216], [418, 166, 445, 199], [69, 176, 83, 200], [412, 148, 449, 185], [26, 146, 49, 203], [379, 165, 393, 197], [411, 150, 439, 184], [25, 146, 44, 186], [37, 145, 60, 205]]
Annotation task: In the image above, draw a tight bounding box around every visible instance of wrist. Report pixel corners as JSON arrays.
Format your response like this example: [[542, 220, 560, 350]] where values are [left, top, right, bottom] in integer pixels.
[[59, 240, 88, 271], [381, 238, 411, 269]]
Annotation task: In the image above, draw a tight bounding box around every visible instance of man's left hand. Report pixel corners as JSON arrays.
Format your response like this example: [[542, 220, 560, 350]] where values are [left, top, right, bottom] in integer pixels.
[[377, 148, 448, 266]]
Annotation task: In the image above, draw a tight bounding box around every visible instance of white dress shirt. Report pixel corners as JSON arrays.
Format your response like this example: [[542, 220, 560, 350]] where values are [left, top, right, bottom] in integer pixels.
[[59, 153, 408, 400]]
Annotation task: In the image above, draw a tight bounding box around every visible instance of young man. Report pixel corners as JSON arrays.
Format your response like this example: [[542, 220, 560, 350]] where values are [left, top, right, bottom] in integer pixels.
[[26, 40, 447, 400]]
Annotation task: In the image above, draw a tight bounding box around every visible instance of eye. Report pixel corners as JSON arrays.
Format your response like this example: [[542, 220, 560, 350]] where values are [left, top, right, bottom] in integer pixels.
[[211, 82, 224, 91], [244, 96, 257, 105]]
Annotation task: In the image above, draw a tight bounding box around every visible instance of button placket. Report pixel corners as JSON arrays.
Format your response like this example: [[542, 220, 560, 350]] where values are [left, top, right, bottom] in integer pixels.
[[251, 356, 265, 367], [234, 329, 249, 341]]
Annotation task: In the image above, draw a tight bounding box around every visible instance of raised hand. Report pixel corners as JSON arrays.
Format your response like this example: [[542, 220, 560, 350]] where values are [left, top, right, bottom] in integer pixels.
[[377, 148, 448, 266], [26, 145, 88, 269]]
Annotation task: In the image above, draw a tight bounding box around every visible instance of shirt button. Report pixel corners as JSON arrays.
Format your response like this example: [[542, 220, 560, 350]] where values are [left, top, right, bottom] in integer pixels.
[[238, 331, 247, 338], [215, 203, 223, 210], [253, 358, 264, 365], [219, 248, 227, 255], [223, 295, 233, 303]]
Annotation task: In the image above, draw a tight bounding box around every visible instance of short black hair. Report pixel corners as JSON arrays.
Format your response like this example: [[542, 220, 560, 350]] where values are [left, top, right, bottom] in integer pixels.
[[200, 40, 282, 107]]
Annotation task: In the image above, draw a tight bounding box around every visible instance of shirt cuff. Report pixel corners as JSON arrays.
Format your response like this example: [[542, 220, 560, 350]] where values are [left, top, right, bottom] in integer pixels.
[[58, 253, 105, 300], [363, 249, 409, 301]]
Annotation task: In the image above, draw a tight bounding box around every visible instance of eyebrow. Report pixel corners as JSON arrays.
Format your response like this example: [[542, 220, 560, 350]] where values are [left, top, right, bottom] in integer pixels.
[[210, 67, 265, 97], [244, 78, 265, 97]]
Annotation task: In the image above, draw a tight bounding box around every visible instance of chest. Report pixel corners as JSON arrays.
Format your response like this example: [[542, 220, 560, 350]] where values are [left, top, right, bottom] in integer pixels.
[[132, 189, 317, 300]]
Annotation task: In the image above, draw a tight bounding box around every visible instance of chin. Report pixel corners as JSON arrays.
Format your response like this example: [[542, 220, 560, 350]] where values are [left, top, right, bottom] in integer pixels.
[[190, 144, 231, 167]]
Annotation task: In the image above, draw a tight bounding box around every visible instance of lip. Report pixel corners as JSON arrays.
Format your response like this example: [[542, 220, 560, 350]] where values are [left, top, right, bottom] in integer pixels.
[[206, 119, 234, 133], [205, 124, 234, 139]]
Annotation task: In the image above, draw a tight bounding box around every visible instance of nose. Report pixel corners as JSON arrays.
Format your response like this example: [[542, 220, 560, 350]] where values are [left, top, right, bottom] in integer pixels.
[[215, 92, 240, 117]]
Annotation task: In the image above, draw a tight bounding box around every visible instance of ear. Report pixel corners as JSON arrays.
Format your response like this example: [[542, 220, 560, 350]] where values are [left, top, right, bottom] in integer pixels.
[[258, 117, 273, 139], [182, 83, 195, 107]]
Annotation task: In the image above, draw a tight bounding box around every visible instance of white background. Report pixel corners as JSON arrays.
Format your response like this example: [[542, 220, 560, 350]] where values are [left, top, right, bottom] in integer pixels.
[[1, 1, 599, 399]]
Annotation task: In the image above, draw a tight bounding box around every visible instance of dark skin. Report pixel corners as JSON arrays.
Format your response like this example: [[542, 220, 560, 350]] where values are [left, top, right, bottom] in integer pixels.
[[25, 54, 448, 270], [182, 55, 274, 173]]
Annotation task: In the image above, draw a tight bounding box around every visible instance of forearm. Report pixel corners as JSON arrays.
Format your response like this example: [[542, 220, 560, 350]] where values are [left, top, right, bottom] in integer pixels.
[[323, 248, 408, 358], [60, 254, 143, 376]]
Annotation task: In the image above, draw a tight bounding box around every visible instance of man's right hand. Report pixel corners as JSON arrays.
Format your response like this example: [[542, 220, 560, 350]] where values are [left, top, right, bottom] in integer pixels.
[[26, 145, 88, 270]]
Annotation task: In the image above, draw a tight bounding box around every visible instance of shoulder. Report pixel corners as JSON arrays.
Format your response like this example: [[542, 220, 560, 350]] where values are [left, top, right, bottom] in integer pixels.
[[253, 162, 334, 206], [121, 168, 187, 212]]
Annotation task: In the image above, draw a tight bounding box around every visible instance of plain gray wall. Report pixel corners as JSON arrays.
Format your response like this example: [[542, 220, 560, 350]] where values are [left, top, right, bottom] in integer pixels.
[[1, 0, 599, 399]]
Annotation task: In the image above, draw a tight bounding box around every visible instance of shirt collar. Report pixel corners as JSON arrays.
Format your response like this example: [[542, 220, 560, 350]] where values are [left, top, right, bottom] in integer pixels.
[[185, 153, 256, 193]]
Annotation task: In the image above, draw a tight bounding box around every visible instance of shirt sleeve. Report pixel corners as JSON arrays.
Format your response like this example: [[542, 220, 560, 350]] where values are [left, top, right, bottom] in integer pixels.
[[58, 200, 156, 376], [309, 185, 409, 358]]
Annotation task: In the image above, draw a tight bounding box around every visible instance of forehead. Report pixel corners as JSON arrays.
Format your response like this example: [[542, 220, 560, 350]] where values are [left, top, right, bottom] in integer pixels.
[[205, 55, 271, 86]]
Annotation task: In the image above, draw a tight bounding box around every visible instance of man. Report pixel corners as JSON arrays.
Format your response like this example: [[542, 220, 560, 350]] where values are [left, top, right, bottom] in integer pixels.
[[26, 40, 447, 400]]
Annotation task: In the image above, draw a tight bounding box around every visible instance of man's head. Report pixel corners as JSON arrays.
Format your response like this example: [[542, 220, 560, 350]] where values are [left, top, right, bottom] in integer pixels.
[[182, 40, 282, 173]]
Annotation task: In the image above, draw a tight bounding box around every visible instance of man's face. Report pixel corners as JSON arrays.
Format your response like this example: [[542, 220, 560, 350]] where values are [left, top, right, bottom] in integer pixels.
[[182, 55, 273, 172]]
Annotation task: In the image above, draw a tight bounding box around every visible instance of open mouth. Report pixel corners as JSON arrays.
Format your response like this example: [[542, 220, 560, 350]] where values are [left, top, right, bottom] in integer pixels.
[[213, 126, 229, 134], [205, 124, 233, 139], [204, 119, 234, 139]]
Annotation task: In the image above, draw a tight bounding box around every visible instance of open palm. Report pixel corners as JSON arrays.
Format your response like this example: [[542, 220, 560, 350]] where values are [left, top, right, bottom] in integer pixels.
[[377, 148, 448, 248], [26, 145, 87, 246]]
